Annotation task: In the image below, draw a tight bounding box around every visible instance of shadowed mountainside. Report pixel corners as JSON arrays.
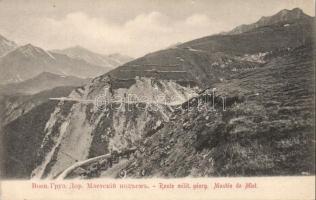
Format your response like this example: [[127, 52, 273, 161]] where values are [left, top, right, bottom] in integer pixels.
[[1, 86, 77, 178]]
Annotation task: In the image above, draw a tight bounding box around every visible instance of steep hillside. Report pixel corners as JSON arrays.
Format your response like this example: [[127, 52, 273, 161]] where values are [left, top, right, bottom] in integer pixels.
[[0, 86, 77, 179], [115, 45, 315, 177], [29, 75, 197, 179]]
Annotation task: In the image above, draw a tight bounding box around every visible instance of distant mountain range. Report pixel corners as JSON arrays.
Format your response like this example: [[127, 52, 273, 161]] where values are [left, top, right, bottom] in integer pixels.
[[52, 46, 132, 69], [0, 37, 132, 85], [0, 44, 107, 84]]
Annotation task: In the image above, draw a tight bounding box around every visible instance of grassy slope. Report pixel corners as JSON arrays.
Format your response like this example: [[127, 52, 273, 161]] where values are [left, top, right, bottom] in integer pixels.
[[120, 45, 315, 177]]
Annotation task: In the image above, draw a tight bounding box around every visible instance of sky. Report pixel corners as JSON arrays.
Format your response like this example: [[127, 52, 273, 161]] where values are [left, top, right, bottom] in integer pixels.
[[0, 0, 314, 58]]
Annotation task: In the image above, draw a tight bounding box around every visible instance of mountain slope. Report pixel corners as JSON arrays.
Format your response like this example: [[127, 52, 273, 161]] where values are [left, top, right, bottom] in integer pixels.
[[52, 46, 132, 69], [0, 44, 108, 84], [0, 34, 17, 57], [1, 86, 77, 179], [227, 8, 312, 35], [108, 8, 313, 88], [0, 72, 88, 95], [52, 45, 315, 179], [115, 45, 314, 177]]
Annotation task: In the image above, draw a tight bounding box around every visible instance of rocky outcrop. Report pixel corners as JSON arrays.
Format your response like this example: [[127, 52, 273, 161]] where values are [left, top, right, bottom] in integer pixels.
[[30, 76, 197, 179]]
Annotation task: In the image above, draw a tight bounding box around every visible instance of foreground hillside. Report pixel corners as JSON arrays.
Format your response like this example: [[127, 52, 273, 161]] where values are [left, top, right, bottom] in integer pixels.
[[119, 45, 314, 177]]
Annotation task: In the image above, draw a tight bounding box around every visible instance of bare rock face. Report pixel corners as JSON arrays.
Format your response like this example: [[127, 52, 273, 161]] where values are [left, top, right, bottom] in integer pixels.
[[30, 75, 197, 179]]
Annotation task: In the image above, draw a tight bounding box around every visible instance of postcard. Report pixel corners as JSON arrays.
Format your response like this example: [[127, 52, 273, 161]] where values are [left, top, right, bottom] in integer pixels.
[[0, 0, 315, 199]]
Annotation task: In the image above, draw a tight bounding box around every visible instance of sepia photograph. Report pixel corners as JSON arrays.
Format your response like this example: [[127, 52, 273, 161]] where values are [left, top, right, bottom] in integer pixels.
[[0, 0, 315, 199]]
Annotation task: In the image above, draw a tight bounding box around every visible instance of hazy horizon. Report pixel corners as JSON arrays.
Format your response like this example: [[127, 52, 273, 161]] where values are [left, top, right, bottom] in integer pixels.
[[0, 0, 314, 58]]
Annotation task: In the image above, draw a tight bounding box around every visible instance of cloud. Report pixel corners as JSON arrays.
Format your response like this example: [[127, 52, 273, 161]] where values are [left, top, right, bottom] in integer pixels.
[[17, 11, 222, 57], [185, 14, 212, 26]]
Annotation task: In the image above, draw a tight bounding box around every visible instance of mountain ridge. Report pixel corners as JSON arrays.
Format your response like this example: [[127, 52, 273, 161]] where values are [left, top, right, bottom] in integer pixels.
[[107, 7, 313, 89], [226, 8, 312, 35], [51, 46, 132, 69]]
